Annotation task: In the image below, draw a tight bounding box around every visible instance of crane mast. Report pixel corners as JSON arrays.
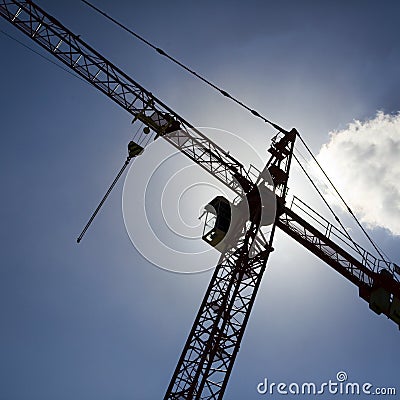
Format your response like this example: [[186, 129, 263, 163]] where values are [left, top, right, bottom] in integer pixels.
[[1, 1, 400, 400], [164, 131, 296, 399]]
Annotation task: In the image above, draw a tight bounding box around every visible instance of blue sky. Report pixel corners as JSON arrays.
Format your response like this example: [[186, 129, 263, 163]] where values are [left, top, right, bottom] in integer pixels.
[[1, 1, 400, 399]]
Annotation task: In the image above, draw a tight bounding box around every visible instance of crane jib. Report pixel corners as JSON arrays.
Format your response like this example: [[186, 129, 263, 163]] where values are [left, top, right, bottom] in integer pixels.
[[0, 0, 255, 198]]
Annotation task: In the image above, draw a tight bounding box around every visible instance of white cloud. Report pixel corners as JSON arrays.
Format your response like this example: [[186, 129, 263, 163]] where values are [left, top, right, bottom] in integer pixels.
[[316, 111, 400, 236]]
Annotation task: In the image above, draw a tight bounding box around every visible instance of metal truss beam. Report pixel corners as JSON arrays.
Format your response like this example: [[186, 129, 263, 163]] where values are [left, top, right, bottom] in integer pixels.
[[164, 224, 273, 400], [0, 0, 254, 196], [276, 204, 400, 322]]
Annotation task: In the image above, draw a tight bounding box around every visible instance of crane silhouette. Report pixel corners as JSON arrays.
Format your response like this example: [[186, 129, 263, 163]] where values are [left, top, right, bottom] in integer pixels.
[[1, 2, 399, 399]]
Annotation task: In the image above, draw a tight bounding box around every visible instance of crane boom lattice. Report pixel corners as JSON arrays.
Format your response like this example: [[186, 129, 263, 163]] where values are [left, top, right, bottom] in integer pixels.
[[0, 0, 254, 197]]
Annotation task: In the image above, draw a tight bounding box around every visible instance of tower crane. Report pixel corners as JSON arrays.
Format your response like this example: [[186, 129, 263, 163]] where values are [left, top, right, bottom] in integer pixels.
[[1, 1, 399, 399]]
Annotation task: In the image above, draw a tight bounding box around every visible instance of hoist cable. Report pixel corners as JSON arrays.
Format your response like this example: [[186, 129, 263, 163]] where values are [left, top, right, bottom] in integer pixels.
[[77, 157, 131, 243], [292, 152, 361, 252], [296, 145, 392, 263], [293, 148, 350, 239], [80, 0, 288, 135], [296, 135, 390, 264]]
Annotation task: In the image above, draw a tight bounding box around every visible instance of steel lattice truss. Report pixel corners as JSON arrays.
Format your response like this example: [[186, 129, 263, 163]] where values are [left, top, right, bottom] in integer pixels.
[[276, 205, 400, 317], [165, 227, 272, 400], [0, 0, 254, 197]]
